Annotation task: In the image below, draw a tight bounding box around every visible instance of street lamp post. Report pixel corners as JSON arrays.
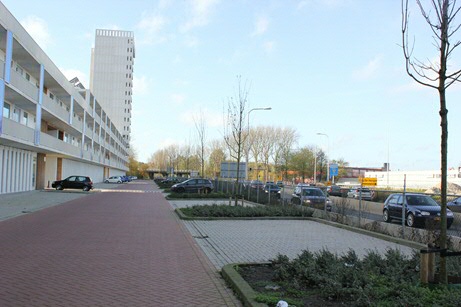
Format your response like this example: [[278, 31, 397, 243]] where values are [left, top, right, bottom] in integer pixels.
[[246, 107, 272, 180], [316, 133, 329, 183]]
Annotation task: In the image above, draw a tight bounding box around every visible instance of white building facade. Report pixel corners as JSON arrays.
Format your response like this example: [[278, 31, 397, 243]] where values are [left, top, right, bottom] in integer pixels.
[[90, 29, 134, 144], [0, 3, 128, 194], [366, 169, 461, 190]]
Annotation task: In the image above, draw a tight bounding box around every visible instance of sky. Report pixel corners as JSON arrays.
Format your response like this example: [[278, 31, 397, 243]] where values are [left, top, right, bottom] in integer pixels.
[[3, 0, 461, 171]]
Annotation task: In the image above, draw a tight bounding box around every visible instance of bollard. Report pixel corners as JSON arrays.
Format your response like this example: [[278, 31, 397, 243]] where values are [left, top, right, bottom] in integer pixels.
[[420, 248, 435, 284]]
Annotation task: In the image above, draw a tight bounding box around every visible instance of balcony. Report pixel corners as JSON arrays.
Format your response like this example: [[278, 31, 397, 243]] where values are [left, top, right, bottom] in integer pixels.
[[42, 95, 70, 123], [9, 68, 39, 101], [2, 118, 34, 144], [40, 132, 80, 157]]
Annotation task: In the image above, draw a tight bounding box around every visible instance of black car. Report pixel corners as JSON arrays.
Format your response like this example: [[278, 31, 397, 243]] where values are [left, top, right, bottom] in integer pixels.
[[327, 185, 343, 197], [52, 175, 93, 191], [291, 187, 332, 211], [383, 193, 454, 229], [263, 183, 281, 198], [447, 196, 461, 213], [170, 178, 214, 193]]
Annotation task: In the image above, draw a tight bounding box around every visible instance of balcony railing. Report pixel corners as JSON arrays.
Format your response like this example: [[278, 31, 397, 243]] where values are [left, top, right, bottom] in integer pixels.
[[9, 68, 39, 101], [42, 95, 70, 123], [2, 118, 34, 144], [40, 132, 80, 157]]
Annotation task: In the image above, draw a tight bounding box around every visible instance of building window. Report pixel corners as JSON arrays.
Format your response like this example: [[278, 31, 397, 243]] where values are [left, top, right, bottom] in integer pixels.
[[3, 102, 10, 118], [25, 73, 30, 81], [13, 108, 20, 122], [15, 65, 23, 75], [22, 112, 29, 125], [49, 92, 54, 100]]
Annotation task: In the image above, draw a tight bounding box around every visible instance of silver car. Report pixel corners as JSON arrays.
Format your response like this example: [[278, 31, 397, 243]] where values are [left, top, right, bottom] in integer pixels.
[[347, 187, 372, 200]]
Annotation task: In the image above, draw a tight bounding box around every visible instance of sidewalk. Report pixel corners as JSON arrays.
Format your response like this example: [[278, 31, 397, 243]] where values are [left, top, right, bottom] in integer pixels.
[[0, 181, 240, 306]]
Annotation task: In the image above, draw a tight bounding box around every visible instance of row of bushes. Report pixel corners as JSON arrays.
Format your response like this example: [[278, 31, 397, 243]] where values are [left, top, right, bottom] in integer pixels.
[[179, 204, 313, 218]]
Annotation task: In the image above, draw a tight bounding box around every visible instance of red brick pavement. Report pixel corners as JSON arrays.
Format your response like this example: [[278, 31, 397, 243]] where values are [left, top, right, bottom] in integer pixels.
[[0, 182, 240, 306]]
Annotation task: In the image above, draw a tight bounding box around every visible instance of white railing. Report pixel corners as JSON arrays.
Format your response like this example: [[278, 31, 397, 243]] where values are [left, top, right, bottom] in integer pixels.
[[9, 69, 39, 101], [2, 118, 34, 143], [42, 95, 70, 123], [40, 132, 80, 156]]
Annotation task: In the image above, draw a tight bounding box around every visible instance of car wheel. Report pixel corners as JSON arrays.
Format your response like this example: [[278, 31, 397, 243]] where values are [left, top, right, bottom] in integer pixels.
[[177, 187, 185, 193], [383, 210, 391, 223], [83, 186, 90, 192], [117, 181, 122, 183], [406, 213, 415, 227], [56, 184, 63, 191], [204, 188, 212, 194], [104, 180, 109, 183]]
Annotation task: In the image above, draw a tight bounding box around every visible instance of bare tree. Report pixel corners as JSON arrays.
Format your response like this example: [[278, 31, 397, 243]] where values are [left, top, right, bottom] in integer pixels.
[[208, 139, 227, 178], [165, 144, 180, 176], [279, 127, 299, 181], [193, 109, 208, 177], [260, 126, 276, 181], [402, 0, 461, 284], [249, 127, 264, 180], [223, 76, 250, 205]]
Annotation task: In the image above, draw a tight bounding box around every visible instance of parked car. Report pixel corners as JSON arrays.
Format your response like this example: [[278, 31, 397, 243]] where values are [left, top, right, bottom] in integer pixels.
[[250, 180, 264, 189], [291, 187, 332, 211], [263, 183, 281, 198], [129, 176, 138, 180], [161, 177, 182, 184], [120, 175, 131, 182], [52, 175, 93, 191], [105, 176, 123, 183], [276, 181, 284, 187], [447, 196, 461, 213], [347, 187, 372, 200], [170, 178, 214, 193], [383, 193, 454, 229], [327, 185, 343, 197]]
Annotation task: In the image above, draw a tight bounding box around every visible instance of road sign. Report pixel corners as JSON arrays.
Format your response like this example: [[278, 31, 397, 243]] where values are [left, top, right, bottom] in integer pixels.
[[359, 177, 377, 186], [329, 163, 338, 177]]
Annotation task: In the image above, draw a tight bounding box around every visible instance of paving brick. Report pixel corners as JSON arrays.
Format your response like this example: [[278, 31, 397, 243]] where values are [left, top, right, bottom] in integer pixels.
[[0, 182, 240, 306]]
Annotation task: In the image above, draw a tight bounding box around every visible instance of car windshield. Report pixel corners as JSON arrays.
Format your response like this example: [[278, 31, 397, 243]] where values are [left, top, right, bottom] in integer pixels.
[[302, 189, 324, 197], [406, 195, 439, 207]]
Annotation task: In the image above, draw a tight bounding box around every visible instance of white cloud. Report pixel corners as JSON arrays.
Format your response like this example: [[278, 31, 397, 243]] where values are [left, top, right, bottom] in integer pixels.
[[252, 16, 269, 36], [263, 41, 276, 54], [170, 93, 186, 105], [184, 35, 199, 47], [20, 16, 52, 50], [137, 13, 167, 34], [181, 0, 220, 32], [60, 68, 88, 88], [133, 75, 150, 95], [352, 56, 382, 80]]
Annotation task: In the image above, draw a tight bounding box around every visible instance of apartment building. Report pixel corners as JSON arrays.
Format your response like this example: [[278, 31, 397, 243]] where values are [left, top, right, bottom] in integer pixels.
[[90, 29, 134, 144], [0, 2, 128, 194]]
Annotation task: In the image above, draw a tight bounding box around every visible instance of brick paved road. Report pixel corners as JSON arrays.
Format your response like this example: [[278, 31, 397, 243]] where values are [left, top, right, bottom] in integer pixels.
[[0, 182, 240, 306]]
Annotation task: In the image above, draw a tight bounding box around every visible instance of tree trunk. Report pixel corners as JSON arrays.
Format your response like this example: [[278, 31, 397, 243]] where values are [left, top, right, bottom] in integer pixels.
[[438, 1, 449, 284]]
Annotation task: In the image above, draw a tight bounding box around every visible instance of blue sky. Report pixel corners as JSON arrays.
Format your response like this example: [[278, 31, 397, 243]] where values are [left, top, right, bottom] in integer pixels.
[[3, 0, 461, 171]]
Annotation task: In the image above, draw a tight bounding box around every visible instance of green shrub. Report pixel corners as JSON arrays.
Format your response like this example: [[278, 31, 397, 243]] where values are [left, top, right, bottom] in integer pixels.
[[271, 248, 461, 306], [179, 204, 313, 218], [167, 192, 229, 199]]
